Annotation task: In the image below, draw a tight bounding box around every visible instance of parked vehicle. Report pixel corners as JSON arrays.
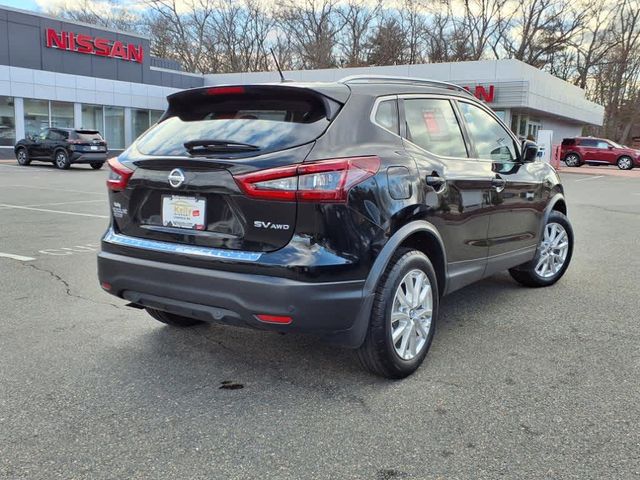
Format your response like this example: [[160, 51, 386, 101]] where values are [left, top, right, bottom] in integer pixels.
[[561, 137, 639, 170], [14, 128, 108, 170], [98, 77, 574, 378]]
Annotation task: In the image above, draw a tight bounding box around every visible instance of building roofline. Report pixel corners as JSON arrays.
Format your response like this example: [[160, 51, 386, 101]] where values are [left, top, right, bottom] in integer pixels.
[[0, 4, 150, 39]]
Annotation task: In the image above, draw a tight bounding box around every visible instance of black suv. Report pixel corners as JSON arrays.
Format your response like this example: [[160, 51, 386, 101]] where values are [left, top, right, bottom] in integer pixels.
[[98, 77, 574, 378], [15, 128, 108, 169]]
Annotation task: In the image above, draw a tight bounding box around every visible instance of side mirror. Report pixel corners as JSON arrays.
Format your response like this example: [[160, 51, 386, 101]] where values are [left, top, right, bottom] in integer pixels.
[[522, 140, 538, 163]]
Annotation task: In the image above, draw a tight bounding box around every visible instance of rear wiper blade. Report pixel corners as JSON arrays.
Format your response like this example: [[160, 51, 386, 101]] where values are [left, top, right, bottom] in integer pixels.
[[184, 139, 260, 152]]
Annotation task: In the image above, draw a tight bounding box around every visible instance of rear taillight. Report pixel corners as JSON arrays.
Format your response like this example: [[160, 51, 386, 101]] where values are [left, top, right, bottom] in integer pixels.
[[234, 156, 380, 202], [106, 157, 133, 192]]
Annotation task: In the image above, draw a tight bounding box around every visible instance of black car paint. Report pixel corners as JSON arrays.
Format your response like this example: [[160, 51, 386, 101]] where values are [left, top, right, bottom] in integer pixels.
[[14, 128, 107, 165], [98, 81, 564, 347]]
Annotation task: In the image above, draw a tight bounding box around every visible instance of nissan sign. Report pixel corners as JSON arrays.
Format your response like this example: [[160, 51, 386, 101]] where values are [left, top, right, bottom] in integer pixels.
[[45, 28, 144, 64]]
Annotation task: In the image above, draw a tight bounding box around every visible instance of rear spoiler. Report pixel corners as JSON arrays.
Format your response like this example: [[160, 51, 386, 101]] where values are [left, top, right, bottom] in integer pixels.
[[164, 83, 350, 122]]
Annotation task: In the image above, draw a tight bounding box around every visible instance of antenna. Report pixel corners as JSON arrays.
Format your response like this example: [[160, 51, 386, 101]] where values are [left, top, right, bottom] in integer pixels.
[[270, 48, 287, 82]]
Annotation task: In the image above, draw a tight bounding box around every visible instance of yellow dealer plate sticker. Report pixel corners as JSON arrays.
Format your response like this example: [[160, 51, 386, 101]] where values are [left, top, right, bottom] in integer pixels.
[[162, 195, 206, 230]]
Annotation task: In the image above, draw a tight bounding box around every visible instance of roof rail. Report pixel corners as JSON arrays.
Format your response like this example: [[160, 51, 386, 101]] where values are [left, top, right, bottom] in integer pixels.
[[338, 74, 475, 97]]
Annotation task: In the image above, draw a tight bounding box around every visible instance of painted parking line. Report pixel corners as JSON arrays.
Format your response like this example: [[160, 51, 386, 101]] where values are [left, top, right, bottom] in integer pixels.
[[39, 243, 100, 256], [0, 203, 108, 219], [21, 199, 105, 208], [0, 184, 104, 195], [0, 252, 36, 261], [574, 175, 604, 182]]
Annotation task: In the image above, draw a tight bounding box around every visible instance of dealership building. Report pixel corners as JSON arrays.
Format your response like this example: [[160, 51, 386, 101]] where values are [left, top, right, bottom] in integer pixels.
[[0, 5, 604, 158]]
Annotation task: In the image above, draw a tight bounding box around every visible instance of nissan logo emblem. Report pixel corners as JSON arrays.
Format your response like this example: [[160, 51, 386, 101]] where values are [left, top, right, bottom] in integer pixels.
[[168, 168, 185, 188]]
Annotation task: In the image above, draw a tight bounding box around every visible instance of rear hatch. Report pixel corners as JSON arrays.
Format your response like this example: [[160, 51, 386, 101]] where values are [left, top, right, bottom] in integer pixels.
[[70, 130, 107, 152], [110, 84, 348, 252]]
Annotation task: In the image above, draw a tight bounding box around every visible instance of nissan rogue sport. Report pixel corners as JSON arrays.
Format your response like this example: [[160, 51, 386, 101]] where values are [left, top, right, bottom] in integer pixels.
[[98, 76, 574, 378]]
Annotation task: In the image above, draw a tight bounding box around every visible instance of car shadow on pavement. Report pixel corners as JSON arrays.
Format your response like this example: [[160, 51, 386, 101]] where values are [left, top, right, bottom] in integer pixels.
[[122, 271, 524, 390]]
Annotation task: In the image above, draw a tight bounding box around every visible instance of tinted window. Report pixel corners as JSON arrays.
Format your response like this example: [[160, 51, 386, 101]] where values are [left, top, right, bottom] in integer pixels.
[[374, 99, 399, 134], [579, 139, 598, 147], [135, 91, 333, 157], [562, 138, 576, 146], [47, 129, 66, 141], [74, 131, 103, 142], [458, 102, 517, 161], [404, 98, 468, 158]]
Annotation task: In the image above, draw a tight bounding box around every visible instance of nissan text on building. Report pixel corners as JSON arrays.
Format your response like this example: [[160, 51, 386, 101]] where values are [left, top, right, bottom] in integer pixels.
[[0, 5, 604, 159]]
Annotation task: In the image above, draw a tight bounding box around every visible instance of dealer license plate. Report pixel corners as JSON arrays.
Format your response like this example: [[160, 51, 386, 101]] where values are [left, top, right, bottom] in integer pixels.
[[162, 195, 206, 230]]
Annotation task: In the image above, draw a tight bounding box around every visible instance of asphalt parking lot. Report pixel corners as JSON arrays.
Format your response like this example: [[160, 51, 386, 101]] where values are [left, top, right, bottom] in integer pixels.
[[1, 162, 639, 479]]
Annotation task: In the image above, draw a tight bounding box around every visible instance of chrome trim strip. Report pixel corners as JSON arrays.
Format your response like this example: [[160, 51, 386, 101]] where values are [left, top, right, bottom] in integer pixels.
[[103, 229, 263, 262]]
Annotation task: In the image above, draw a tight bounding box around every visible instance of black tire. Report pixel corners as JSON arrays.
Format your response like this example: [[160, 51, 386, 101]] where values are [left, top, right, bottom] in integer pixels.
[[509, 211, 574, 288], [90, 162, 104, 170], [15, 147, 31, 166], [54, 149, 71, 170], [617, 156, 633, 170], [357, 249, 439, 379], [145, 308, 203, 327], [564, 153, 581, 167]]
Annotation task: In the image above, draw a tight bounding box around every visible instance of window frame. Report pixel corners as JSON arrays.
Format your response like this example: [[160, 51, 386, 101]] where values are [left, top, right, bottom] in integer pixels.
[[454, 98, 523, 163], [397, 94, 472, 161], [370, 95, 401, 137]]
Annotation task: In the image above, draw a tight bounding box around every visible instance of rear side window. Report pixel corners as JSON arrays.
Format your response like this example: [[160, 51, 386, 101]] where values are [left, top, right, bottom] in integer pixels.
[[403, 98, 468, 158], [374, 99, 399, 134], [458, 102, 517, 162], [562, 138, 576, 146], [134, 89, 336, 157], [579, 139, 598, 147]]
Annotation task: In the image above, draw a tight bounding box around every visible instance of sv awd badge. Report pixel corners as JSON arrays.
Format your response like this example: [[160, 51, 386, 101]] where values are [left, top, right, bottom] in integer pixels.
[[254, 221, 290, 230]]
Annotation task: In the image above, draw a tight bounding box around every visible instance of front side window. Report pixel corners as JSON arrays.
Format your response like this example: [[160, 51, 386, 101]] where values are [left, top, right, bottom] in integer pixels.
[[374, 99, 399, 134], [458, 102, 518, 162], [403, 98, 468, 158], [596, 141, 610, 149]]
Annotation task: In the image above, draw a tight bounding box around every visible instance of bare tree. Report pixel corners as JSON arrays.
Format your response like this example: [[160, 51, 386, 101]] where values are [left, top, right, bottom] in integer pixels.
[[275, 0, 343, 69], [502, 0, 588, 68], [145, 0, 218, 73], [47, 0, 145, 32], [366, 15, 407, 65], [336, 0, 381, 67], [460, 0, 513, 60]]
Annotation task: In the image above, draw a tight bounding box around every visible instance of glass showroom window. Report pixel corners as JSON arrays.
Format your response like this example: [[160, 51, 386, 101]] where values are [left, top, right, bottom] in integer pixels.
[[132, 108, 150, 140], [51, 101, 74, 129], [105, 106, 125, 149], [0, 96, 16, 146], [150, 110, 163, 125], [24, 99, 49, 137], [82, 104, 104, 133]]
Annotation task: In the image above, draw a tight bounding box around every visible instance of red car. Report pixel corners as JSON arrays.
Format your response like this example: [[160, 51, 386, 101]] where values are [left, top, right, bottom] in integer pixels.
[[561, 137, 639, 170]]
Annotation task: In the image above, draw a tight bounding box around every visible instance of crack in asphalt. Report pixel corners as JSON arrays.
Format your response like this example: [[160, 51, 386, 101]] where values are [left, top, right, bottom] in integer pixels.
[[22, 263, 126, 311]]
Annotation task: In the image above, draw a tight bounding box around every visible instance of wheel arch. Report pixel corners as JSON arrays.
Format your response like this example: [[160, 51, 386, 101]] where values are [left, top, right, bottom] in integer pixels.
[[364, 221, 447, 299]]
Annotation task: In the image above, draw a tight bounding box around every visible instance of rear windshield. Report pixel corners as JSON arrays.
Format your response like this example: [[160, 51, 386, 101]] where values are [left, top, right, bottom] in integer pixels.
[[73, 131, 103, 142], [134, 89, 335, 157], [561, 138, 576, 146]]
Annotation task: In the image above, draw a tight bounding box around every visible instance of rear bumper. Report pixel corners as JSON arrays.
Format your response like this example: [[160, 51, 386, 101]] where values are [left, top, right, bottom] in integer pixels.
[[70, 152, 107, 163], [98, 250, 372, 347]]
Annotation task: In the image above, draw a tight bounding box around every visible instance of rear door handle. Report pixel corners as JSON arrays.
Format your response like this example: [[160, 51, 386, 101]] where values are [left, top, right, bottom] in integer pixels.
[[491, 176, 506, 192], [426, 175, 446, 191]]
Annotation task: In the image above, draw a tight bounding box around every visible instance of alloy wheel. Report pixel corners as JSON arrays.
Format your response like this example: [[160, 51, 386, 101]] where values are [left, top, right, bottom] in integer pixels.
[[17, 150, 27, 164], [56, 152, 67, 168], [390, 269, 433, 360], [565, 154, 579, 167], [618, 157, 632, 170], [535, 222, 569, 278]]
